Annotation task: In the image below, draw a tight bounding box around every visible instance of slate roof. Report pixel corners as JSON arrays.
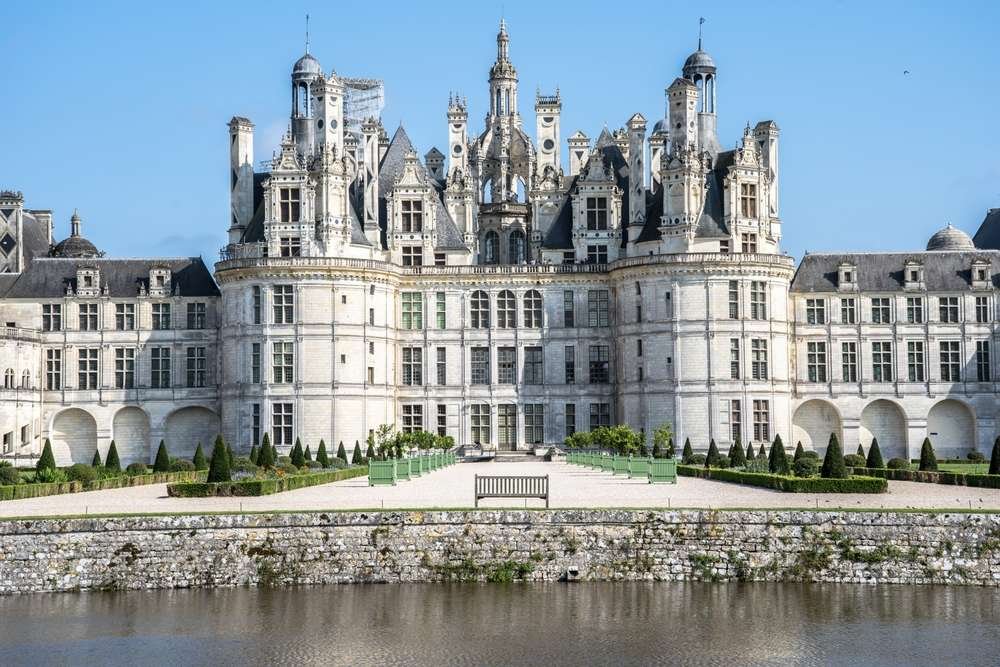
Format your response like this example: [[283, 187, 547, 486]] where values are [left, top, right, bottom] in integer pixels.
[[20, 211, 52, 263], [633, 150, 731, 244], [1, 257, 220, 298], [790, 251, 1000, 293], [973, 209, 1000, 250]]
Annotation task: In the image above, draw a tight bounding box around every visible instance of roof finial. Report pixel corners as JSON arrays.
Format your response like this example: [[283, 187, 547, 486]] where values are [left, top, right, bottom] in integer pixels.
[[305, 13, 310, 54], [70, 209, 81, 237], [698, 17, 705, 50]]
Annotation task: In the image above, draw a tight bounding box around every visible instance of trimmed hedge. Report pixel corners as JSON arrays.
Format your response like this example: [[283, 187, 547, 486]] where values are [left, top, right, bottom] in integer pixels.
[[848, 466, 1000, 489], [0, 470, 206, 501], [166, 466, 368, 498], [678, 465, 888, 493]]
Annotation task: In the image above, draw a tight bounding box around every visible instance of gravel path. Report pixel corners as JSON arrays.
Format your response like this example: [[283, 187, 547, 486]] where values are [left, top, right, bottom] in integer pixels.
[[1, 461, 997, 518]]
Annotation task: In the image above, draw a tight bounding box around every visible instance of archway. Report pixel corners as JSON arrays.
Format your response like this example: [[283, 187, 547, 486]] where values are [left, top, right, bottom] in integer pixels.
[[50, 408, 97, 466], [860, 399, 907, 461], [164, 407, 220, 460], [926, 399, 975, 459], [113, 407, 150, 466], [791, 400, 842, 452]]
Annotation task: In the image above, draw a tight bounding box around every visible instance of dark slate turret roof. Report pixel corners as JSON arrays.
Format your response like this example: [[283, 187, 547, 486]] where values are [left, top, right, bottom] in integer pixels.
[[973, 209, 1000, 250], [0, 257, 220, 298], [790, 251, 1000, 293], [18, 210, 52, 264]]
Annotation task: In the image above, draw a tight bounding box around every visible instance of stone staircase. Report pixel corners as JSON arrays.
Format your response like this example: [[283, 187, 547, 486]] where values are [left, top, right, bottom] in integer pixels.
[[493, 450, 537, 463]]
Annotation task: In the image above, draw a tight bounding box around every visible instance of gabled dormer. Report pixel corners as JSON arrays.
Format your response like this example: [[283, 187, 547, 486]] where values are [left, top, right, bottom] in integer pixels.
[[76, 265, 100, 297], [971, 258, 991, 290], [903, 259, 925, 290], [837, 261, 858, 292], [386, 150, 437, 266], [262, 136, 315, 257], [148, 265, 172, 297], [571, 148, 622, 264]]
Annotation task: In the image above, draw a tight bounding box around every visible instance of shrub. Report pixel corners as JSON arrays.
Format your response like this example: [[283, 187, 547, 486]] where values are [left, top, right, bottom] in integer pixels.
[[91, 449, 103, 467], [744, 458, 770, 473], [856, 443, 865, 459], [336, 441, 348, 463], [304, 445, 312, 462], [126, 462, 148, 475], [651, 424, 673, 459], [887, 457, 909, 470], [745, 442, 756, 461], [36, 467, 67, 483], [843, 454, 866, 468], [207, 435, 231, 483], [330, 457, 348, 470], [678, 465, 887, 493], [866, 438, 885, 469], [305, 460, 322, 469], [153, 440, 170, 472], [365, 440, 375, 460], [257, 433, 275, 468], [637, 442, 649, 457], [0, 466, 20, 485], [991, 436, 1000, 476], [689, 453, 707, 465], [170, 459, 196, 472], [681, 438, 694, 464], [919, 438, 938, 472], [317, 440, 330, 468], [967, 451, 986, 462], [350, 441, 363, 466], [821, 433, 848, 479], [730, 438, 746, 468], [705, 439, 720, 468], [192, 443, 208, 471], [105, 440, 121, 472], [64, 464, 98, 484], [801, 450, 820, 460], [714, 455, 731, 469], [277, 463, 300, 475], [290, 438, 306, 468], [793, 458, 819, 478], [793, 441, 804, 462], [757, 443, 767, 460], [277, 456, 292, 466], [227, 442, 234, 469], [36, 439, 56, 472], [248, 445, 259, 465], [651, 439, 662, 458], [768, 435, 790, 475]]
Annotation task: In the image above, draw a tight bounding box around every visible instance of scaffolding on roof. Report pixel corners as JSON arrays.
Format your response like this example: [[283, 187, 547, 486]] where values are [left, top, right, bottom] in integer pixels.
[[342, 77, 385, 139]]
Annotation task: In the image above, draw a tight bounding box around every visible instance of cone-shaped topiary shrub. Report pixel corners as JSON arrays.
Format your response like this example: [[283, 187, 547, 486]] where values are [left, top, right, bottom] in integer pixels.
[[682, 438, 694, 464], [153, 440, 170, 472], [350, 441, 362, 465], [336, 441, 348, 462], [257, 433, 275, 468], [102, 440, 120, 472], [92, 448, 103, 467], [727, 443, 735, 460], [856, 443, 865, 459], [227, 442, 234, 469], [304, 445, 312, 462], [746, 441, 756, 461], [866, 437, 885, 469], [249, 444, 259, 465], [821, 433, 847, 479], [192, 442, 208, 471], [652, 439, 662, 459], [768, 435, 790, 475], [36, 439, 56, 472], [986, 436, 1000, 475], [290, 437, 306, 467], [919, 438, 938, 471], [207, 435, 231, 483], [317, 440, 330, 468], [793, 442, 804, 462], [705, 439, 720, 468], [757, 443, 766, 460], [666, 438, 675, 458], [731, 438, 747, 468], [365, 440, 375, 460]]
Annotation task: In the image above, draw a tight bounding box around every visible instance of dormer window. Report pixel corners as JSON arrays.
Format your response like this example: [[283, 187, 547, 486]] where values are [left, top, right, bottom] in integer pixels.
[[904, 261, 924, 289], [83, 276, 93, 288], [76, 267, 100, 296], [401, 200, 423, 233], [972, 260, 991, 289], [586, 197, 608, 231], [279, 187, 301, 223], [148, 268, 172, 296], [739, 183, 758, 218], [837, 263, 857, 291]]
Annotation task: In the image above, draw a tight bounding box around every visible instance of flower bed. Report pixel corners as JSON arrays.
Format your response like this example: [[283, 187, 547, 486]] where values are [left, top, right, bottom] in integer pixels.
[[166, 466, 367, 498], [848, 467, 1000, 489], [0, 470, 206, 502], [678, 465, 888, 493]]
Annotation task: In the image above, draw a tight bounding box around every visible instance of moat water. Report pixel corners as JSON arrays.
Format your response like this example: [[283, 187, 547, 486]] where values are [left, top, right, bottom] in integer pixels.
[[0, 583, 997, 666]]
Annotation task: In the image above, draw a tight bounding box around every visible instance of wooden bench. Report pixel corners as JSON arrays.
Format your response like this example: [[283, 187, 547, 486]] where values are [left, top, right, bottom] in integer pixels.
[[475, 474, 549, 508]]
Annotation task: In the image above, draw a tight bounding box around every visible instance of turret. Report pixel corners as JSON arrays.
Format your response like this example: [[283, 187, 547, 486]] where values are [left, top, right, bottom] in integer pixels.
[[535, 90, 561, 176], [291, 52, 322, 157], [682, 41, 719, 155], [447, 94, 469, 178], [425, 148, 445, 181], [317, 74, 345, 158], [567, 131, 589, 178], [754, 121, 780, 218], [667, 78, 699, 153], [228, 116, 255, 244]]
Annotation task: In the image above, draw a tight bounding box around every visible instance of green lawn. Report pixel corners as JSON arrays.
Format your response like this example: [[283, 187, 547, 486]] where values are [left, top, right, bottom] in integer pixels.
[[935, 462, 990, 475]]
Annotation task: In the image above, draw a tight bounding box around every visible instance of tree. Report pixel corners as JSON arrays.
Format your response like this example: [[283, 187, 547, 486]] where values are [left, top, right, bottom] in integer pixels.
[[989, 436, 1000, 476], [257, 433, 275, 468], [249, 445, 259, 465], [316, 440, 330, 468], [731, 438, 747, 468], [820, 433, 847, 479], [745, 441, 756, 461], [866, 438, 885, 469], [682, 438, 694, 464], [227, 442, 234, 469], [919, 438, 938, 472], [36, 439, 56, 472], [793, 442, 804, 462], [104, 441, 121, 472], [595, 425, 642, 456], [564, 431, 592, 449], [92, 448, 103, 467], [192, 443, 208, 471], [290, 437, 306, 467], [336, 441, 348, 462], [768, 435, 790, 475], [153, 440, 170, 473], [207, 435, 231, 483], [652, 423, 673, 459], [304, 445, 312, 462], [705, 439, 720, 468]]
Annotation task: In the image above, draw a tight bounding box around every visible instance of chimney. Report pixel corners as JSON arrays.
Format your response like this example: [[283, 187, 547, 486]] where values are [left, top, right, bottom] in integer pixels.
[[228, 117, 255, 244]]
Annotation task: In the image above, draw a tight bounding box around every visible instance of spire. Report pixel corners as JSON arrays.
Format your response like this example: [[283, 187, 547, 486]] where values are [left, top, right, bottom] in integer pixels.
[[70, 209, 81, 237], [305, 13, 310, 54], [497, 18, 510, 63], [698, 17, 705, 50]]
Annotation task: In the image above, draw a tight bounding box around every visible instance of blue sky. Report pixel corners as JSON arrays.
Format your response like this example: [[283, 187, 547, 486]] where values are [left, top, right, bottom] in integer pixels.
[[2, 0, 998, 262]]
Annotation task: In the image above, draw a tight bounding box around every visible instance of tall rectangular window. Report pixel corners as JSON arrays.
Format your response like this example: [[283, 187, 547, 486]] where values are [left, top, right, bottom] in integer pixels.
[[976, 340, 991, 381], [497, 347, 516, 384], [79, 303, 98, 331], [524, 346, 543, 385], [975, 296, 991, 323], [589, 345, 610, 384], [187, 302, 207, 329], [807, 341, 827, 382], [114, 348, 135, 389], [565, 403, 576, 438], [278, 187, 300, 222], [806, 299, 826, 325], [151, 347, 171, 388], [152, 303, 171, 330], [589, 403, 610, 429], [730, 339, 740, 379], [750, 281, 767, 320], [437, 404, 447, 437], [939, 297, 960, 323], [272, 286, 294, 324], [401, 246, 423, 266], [42, 304, 62, 332], [470, 404, 490, 444], [840, 298, 856, 324], [401, 405, 423, 433], [730, 400, 742, 442], [587, 290, 609, 327], [251, 403, 261, 447], [436, 347, 446, 385], [842, 341, 858, 382], [252, 286, 261, 325], [186, 346, 206, 388], [751, 339, 768, 380], [752, 399, 770, 442], [907, 341, 925, 382], [906, 297, 924, 324], [871, 297, 891, 324], [564, 345, 575, 384], [78, 348, 98, 389], [436, 292, 446, 329], [401, 292, 423, 330], [115, 303, 135, 331], [271, 342, 293, 384], [939, 340, 961, 382], [728, 280, 739, 319], [563, 290, 575, 327], [585, 196, 608, 230], [272, 403, 293, 446], [401, 200, 423, 233], [402, 347, 423, 386], [471, 347, 490, 385], [739, 183, 758, 218], [872, 341, 893, 382], [45, 349, 61, 390], [586, 245, 608, 264], [524, 404, 544, 444], [251, 342, 261, 383]]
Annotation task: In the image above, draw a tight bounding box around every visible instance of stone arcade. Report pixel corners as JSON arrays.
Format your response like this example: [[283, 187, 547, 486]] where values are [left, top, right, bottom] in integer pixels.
[[1, 22, 998, 465]]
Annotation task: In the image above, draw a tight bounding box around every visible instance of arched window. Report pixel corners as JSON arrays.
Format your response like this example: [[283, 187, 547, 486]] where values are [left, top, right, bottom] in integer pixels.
[[484, 231, 500, 264], [497, 290, 516, 328], [471, 291, 490, 329], [3, 369, 13, 389], [524, 290, 543, 328], [20, 370, 30, 389], [508, 230, 526, 264]]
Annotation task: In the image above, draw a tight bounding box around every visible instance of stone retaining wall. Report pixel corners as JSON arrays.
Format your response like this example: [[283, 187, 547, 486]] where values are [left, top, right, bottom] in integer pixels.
[[1, 509, 998, 594]]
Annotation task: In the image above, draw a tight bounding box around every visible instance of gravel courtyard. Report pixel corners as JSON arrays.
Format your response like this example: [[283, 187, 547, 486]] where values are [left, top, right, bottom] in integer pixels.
[[1, 460, 998, 518]]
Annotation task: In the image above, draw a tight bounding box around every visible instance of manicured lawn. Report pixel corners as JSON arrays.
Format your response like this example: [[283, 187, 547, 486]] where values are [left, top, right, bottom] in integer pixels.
[[924, 463, 989, 475]]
